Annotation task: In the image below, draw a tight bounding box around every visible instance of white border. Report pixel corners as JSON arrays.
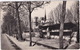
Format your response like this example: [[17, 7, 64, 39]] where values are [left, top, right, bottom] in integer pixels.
[[0, 0, 79, 2]]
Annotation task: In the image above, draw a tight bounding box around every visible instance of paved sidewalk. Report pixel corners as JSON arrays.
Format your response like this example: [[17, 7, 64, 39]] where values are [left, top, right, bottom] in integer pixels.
[[6, 34, 52, 50], [26, 37, 69, 49], [1, 34, 16, 50]]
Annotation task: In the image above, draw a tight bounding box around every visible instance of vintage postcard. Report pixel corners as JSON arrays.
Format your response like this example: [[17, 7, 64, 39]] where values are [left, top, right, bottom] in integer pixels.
[[0, 0, 79, 50]]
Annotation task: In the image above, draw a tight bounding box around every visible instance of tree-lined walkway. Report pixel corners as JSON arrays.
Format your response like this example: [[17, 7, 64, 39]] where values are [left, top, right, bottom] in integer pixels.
[[1, 34, 16, 50], [6, 34, 53, 50], [26, 37, 69, 49]]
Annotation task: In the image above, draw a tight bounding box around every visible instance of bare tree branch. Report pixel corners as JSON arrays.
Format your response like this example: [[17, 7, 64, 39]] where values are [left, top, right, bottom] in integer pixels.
[[18, 2, 22, 8], [31, 1, 44, 12], [8, 3, 16, 9], [22, 5, 28, 10]]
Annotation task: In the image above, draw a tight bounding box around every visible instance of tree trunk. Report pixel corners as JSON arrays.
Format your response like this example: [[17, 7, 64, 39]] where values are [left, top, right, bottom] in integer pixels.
[[28, 1, 32, 46], [10, 23, 12, 36], [8, 24, 11, 35], [15, 2, 23, 40], [59, 1, 66, 49], [76, 1, 79, 43], [7, 24, 10, 35]]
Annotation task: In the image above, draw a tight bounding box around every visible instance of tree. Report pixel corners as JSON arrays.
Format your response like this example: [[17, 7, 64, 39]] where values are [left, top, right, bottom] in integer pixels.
[[48, 3, 63, 24], [59, 1, 66, 49], [2, 10, 17, 36], [27, 1, 43, 46], [48, 10, 54, 24], [21, 1, 50, 46], [1, 2, 24, 40], [70, 1, 79, 43], [54, 3, 62, 24], [65, 9, 73, 23], [70, 1, 79, 23], [15, 2, 23, 40], [75, 1, 79, 43], [22, 1, 50, 46], [8, 2, 24, 40]]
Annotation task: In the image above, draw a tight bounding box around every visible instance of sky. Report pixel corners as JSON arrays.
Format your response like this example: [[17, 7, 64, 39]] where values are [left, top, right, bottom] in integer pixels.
[[31, 1, 77, 21]]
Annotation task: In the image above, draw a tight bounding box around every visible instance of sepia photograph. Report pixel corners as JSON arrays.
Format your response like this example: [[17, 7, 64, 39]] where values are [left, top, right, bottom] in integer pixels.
[[0, 0, 79, 50]]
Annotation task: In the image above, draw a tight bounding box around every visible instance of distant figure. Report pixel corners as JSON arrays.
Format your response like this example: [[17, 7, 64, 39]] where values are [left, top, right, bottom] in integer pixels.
[[34, 26, 40, 37], [46, 27, 51, 39], [39, 28, 44, 38], [40, 17, 45, 25], [16, 34, 18, 40]]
